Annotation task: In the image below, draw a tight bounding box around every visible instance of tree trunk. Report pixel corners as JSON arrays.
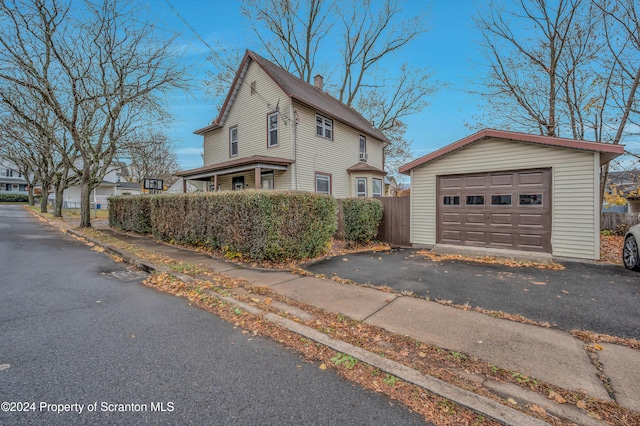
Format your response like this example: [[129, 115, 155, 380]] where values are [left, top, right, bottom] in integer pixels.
[[28, 186, 34, 206], [39, 186, 49, 213], [79, 181, 92, 228], [54, 186, 64, 217]]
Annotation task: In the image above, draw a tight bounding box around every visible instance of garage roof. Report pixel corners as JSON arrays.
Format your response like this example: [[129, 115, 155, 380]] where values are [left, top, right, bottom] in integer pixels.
[[399, 129, 625, 174]]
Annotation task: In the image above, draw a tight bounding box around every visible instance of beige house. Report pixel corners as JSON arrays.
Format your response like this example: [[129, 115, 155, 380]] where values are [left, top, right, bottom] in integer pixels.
[[399, 129, 624, 260], [177, 50, 387, 198]]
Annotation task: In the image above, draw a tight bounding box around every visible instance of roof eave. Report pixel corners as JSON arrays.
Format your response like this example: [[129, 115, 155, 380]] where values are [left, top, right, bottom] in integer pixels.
[[399, 129, 626, 173]]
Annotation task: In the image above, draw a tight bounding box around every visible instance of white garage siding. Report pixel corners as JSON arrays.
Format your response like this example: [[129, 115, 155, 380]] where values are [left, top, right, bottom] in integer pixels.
[[409, 137, 600, 260]]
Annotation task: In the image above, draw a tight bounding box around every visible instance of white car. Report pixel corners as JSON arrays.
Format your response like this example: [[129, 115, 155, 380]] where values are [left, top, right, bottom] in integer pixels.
[[623, 219, 640, 271]]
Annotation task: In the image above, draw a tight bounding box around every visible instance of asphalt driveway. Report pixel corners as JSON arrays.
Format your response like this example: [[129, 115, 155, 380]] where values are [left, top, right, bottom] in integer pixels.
[[304, 248, 640, 340]]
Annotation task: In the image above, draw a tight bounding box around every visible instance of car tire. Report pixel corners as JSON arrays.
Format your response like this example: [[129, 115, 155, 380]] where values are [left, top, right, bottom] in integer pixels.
[[623, 235, 640, 271]]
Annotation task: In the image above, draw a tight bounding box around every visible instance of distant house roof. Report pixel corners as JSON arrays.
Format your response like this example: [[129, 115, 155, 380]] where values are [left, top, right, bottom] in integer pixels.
[[194, 50, 388, 143], [117, 182, 141, 190], [399, 129, 625, 174]]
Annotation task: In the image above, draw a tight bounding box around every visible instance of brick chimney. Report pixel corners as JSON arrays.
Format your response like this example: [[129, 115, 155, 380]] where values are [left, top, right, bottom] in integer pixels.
[[314, 74, 323, 90]]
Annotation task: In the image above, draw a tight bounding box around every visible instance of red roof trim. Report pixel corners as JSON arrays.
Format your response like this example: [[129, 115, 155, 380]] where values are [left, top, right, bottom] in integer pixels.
[[399, 129, 625, 174]]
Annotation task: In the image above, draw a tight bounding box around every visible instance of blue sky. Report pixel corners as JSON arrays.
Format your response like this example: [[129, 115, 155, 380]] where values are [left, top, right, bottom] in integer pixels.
[[150, 0, 485, 174], [150, 1, 639, 175]]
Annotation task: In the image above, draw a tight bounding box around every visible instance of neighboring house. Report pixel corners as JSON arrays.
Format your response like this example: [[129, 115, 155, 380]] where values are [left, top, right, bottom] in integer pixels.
[[0, 158, 30, 194], [167, 178, 203, 194], [399, 129, 624, 261], [177, 50, 387, 198], [60, 164, 141, 208]]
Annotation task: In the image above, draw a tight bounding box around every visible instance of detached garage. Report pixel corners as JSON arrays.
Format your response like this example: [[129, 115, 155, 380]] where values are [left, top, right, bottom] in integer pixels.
[[399, 129, 624, 260]]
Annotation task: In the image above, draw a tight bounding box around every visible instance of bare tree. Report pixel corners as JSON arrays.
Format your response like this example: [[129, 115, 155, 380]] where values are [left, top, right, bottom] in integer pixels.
[[118, 131, 180, 184], [0, 0, 187, 227], [227, 0, 436, 176], [474, 0, 587, 137], [241, 0, 332, 83], [595, 0, 640, 202]]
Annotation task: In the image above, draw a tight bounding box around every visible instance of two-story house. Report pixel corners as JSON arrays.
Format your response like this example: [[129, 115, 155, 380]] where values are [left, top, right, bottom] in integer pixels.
[[177, 50, 388, 198], [0, 158, 30, 194]]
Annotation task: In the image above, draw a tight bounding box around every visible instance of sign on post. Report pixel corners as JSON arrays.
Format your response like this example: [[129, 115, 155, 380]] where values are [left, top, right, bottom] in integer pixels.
[[143, 178, 164, 193]]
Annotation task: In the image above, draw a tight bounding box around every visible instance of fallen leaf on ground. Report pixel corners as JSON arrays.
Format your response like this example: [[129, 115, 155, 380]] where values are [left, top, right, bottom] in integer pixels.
[[319, 363, 327, 370], [576, 400, 587, 410], [548, 390, 566, 404], [528, 404, 546, 414], [507, 398, 517, 405]]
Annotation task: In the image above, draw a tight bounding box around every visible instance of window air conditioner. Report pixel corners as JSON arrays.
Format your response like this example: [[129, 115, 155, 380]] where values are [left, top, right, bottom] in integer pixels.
[[359, 152, 368, 162]]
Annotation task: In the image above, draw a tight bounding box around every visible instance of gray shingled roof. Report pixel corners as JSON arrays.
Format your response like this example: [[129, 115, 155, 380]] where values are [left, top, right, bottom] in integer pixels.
[[196, 50, 388, 143]]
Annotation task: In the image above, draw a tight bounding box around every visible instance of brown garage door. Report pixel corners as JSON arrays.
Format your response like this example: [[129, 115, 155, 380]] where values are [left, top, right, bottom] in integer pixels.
[[437, 169, 551, 252]]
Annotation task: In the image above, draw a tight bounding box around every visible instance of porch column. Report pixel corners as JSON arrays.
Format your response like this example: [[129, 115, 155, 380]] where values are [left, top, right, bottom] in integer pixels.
[[213, 175, 218, 192], [254, 167, 261, 189]]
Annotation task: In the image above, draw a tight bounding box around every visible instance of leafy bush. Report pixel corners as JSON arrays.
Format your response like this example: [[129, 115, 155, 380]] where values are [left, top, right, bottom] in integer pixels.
[[341, 197, 383, 244], [108, 195, 152, 234], [109, 191, 337, 261], [0, 193, 29, 202]]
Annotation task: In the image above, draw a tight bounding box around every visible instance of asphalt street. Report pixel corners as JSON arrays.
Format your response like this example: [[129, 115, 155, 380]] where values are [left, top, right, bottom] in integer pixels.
[[305, 248, 640, 340], [0, 205, 429, 426]]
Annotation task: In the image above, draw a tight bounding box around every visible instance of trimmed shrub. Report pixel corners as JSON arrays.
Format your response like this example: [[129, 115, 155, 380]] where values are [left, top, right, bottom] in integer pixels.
[[109, 191, 337, 261], [341, 197, 383, 244], [108, 195, 152, 234], [0, 193, 29, 202]]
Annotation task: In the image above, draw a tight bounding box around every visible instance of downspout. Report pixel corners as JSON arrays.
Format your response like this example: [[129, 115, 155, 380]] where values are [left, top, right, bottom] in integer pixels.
[[293, 109, 299, 190]]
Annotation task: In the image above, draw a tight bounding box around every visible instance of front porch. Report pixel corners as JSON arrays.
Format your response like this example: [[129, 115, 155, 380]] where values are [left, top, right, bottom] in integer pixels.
[[176, 155, 295, 193]]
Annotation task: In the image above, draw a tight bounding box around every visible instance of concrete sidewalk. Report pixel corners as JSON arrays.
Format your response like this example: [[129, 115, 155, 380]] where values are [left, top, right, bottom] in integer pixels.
[[79, 226, 639, 424]]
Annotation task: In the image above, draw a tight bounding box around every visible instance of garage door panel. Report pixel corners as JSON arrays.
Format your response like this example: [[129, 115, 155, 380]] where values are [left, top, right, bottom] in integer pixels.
[[437, 169, 551, 253], [489, 232, 513, 245], [519, 234, 544, 248], [441, 177, 461, 189], [465, 231, 485, 243], [519, 171, 545, 186], [490, 174, 513, 187], [442, 230, 461, 243], [464, 176, 486, 187], [442, 212, 461, 224], [465, 213, 485, 224], [490, 213, 513, 225], [519, 214, 544, 227]]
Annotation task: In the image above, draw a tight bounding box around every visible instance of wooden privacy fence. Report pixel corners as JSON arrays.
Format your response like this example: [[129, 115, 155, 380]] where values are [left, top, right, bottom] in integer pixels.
[[335, 196, 411, 246], [601, 212, 640, 231], [376, 196, 411, 246]]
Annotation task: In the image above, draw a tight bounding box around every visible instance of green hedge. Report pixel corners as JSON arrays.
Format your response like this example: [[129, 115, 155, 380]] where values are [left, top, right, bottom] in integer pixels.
[[341, 198, 383, 244], [109, 191, 337, 261], [0, 193, 28, 202], [108, 195, 152, 234]]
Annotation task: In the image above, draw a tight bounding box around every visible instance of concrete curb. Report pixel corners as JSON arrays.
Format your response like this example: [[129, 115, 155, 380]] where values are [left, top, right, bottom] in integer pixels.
[[67, 226, 550, 426]]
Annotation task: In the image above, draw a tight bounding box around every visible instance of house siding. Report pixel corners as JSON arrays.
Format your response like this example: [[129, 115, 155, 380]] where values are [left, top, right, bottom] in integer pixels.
[[292, 101, 384, 198], [202, 58, 294, 188], [410, 138, 599, 260]]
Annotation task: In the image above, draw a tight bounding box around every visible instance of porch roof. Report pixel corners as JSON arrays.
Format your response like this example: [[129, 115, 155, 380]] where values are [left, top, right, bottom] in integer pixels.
[[177, 155, 295, 180]]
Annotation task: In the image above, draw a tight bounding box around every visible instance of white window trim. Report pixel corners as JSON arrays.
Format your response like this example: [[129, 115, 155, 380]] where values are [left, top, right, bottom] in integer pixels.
[[359, 135, 366, 154], [268, 113, 278, 147], [315, 114, 333, 140], [372, 178, 382, 197], [315, 173, 331, 194], [229, 126, 238, 157], [356, 177, 367, 197]]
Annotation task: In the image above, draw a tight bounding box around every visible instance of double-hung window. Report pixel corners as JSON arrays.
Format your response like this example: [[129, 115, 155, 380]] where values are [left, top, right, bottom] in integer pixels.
[[356, 178, 367, 197], [359, 136, 366, 154], [372, 178, 382, 197], [268, 113, 278, 147], [229, 126, 238, 157], [316, 114, 333, 139], [315, 173, 331, 194]]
